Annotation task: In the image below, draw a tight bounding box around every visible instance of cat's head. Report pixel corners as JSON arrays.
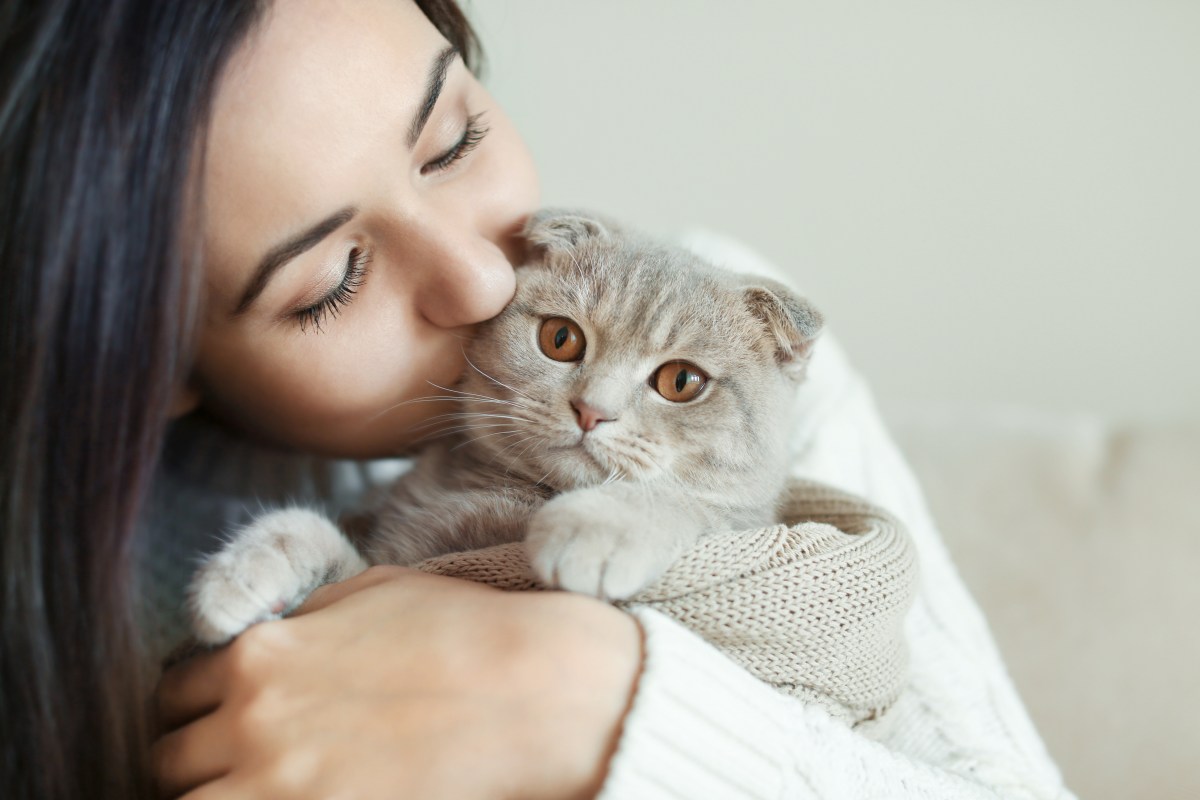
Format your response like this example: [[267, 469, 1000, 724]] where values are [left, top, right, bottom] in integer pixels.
[[458, 209, 823, 495]]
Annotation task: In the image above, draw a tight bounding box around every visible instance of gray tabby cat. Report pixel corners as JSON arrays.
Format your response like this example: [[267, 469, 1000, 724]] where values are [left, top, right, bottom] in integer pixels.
[[189, 210, 823, 645]]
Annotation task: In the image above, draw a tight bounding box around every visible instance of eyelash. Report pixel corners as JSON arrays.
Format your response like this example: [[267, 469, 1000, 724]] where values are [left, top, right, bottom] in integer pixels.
[[292, 115, 486, 332], [421, 111, 489, 175], [295, 247, 371, 333]]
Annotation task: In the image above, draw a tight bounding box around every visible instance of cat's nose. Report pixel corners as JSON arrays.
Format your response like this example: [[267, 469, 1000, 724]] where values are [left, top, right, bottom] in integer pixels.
[[571, 399, 615, 432]]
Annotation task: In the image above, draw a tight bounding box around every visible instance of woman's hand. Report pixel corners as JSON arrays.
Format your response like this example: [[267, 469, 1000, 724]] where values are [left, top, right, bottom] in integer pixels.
[[153, 566, 642, 799]]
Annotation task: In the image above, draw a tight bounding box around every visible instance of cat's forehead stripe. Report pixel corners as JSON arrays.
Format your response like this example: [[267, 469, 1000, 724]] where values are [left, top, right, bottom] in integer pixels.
[[592, 250, 736, 365]]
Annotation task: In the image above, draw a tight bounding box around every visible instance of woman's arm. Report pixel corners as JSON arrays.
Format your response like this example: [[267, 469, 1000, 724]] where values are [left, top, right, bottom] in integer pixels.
[[154, 568, 641, 800], [603, 608, 1057, 800]]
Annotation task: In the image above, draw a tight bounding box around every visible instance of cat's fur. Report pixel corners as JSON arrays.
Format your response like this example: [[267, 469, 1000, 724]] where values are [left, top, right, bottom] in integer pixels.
[[189, 210, 823, 645]]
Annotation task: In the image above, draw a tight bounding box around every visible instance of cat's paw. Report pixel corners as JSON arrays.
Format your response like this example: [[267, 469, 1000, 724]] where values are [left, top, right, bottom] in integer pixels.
[[525, 492, 675, 601], [188, 508, 351, 645]]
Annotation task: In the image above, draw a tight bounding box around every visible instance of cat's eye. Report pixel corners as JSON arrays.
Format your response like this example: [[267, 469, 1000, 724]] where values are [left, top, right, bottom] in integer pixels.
[[538, 317, 586, 362], [653, 361, 708, 402]]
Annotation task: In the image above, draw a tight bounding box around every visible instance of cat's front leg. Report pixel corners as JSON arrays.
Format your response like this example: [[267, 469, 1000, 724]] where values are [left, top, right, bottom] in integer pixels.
[[525, 483, 706, 601], [188, 508, 369, 645]]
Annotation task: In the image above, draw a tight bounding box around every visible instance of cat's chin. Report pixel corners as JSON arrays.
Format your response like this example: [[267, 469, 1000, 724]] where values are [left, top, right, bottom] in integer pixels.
[[550, 438, 662, 492], [529, 440, 614, 492]]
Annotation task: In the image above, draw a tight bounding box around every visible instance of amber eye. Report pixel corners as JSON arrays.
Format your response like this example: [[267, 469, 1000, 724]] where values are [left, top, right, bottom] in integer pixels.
[[538, 317, 586, 362], [653, 361, 708, 402]]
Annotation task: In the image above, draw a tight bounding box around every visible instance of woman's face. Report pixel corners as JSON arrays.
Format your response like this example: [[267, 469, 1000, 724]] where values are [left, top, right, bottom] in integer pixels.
[[186, 0, 539, 458]]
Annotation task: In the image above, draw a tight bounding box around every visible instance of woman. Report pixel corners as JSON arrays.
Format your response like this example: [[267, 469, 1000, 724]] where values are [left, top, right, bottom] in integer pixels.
[[0, 1, 1073, 798]]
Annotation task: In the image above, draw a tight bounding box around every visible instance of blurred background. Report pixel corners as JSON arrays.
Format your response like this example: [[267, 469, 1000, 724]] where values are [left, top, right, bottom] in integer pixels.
[[468, 2, 1199, 798]]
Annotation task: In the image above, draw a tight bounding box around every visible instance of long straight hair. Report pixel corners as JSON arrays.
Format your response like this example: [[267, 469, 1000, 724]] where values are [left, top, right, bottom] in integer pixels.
[[0, 2, 480, 798]]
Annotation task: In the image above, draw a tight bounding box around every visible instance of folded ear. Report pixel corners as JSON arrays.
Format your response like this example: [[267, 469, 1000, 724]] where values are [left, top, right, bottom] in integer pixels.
[[523, 208, 615, 255], [741, 278, 824, 378]]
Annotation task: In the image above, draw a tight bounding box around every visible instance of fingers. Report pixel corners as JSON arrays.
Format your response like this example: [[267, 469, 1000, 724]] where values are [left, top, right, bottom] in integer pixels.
[[178, 775, 257, 800], [291, 564, 415, 615], [156, 567, 417, 733], [152, 711, 233, 799], [177, 782, 232, 800], [156, 648, 230, 731]]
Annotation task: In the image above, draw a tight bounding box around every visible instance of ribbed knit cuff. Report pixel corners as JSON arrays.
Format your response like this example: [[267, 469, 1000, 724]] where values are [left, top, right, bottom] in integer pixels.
[[598, 607, 811, 800]]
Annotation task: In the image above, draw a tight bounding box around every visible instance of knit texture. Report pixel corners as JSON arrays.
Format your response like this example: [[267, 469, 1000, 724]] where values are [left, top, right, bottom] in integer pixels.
[[417, 479, 917, 723]]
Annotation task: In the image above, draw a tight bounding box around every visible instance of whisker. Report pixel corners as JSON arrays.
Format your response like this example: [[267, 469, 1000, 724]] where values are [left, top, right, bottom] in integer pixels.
[[409, 415, 532, 439], [365, 394, 482, 425], [493, 434, 538, 460], [411, 423, 518, 446], [451, 429, 525, 452], [566, 248, 585, 281], [500, 435, 545, 479], [368, 386, 529, 427], [434, 423, 520, 436], [408, 428, 463, 446], [426, 381, 525, 407], [462, 351, 536, 402], [410, 411, 531, 428], [459, 413, 532, 423], [489, 434, 540, 474], [406, 395, 523, 409]]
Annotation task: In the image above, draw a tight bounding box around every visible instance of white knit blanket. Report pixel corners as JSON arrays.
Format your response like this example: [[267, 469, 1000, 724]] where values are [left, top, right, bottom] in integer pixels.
[[417, 479, 918, 724]]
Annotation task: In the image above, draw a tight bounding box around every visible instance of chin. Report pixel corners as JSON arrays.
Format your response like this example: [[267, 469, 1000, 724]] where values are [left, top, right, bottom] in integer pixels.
[[527, 447, 603, 491]]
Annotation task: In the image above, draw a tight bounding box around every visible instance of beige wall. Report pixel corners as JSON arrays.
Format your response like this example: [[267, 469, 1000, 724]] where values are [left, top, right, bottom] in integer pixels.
[[470, 0, 1200, 422]]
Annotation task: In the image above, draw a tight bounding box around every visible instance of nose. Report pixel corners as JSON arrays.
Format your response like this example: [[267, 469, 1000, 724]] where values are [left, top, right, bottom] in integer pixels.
[[571, 399, 616, 432], [410, 216, 517, 329]]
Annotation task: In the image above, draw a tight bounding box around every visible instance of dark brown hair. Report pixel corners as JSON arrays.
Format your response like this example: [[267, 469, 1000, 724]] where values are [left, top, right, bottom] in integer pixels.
[[0, 2, 480, 797]]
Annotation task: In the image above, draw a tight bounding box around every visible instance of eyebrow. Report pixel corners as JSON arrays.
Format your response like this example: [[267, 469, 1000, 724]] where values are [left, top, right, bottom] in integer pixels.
[[408, 45, 458, 148], [233, 206, 358, 315], [233, 46, 459, 316]]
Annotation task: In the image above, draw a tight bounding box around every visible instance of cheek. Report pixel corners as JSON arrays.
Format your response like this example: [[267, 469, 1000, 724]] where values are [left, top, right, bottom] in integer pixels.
[[472, 109, 540, 238], [194, 309, 467, 456]]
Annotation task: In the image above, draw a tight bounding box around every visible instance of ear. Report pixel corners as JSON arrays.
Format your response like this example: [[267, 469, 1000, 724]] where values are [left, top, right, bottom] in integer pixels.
[[169, 381, 201, 419], [523, 208, 614, 256], [742, 278, 824, 378]]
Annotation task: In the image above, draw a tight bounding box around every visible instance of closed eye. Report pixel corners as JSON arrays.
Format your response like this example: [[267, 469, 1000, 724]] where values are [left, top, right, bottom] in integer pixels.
[[294, 247, 371, 333], [421, 111, 489, 175]]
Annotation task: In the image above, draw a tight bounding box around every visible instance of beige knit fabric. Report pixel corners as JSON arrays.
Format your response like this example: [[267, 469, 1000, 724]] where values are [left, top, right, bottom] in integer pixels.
[[416, 479, 918, 724]]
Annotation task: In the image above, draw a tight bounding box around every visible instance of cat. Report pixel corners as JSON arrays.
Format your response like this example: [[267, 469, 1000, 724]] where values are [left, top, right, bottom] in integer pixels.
[[188, 210, 824, 645]]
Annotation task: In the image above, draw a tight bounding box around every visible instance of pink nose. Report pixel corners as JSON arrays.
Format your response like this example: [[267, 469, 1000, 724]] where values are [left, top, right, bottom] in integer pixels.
[[571, 400, 614, 432]]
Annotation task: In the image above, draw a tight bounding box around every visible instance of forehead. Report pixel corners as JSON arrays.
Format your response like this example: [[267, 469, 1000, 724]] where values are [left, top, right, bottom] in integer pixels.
[[200, 0, 447, 281], [518, 242, 755, 362]]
